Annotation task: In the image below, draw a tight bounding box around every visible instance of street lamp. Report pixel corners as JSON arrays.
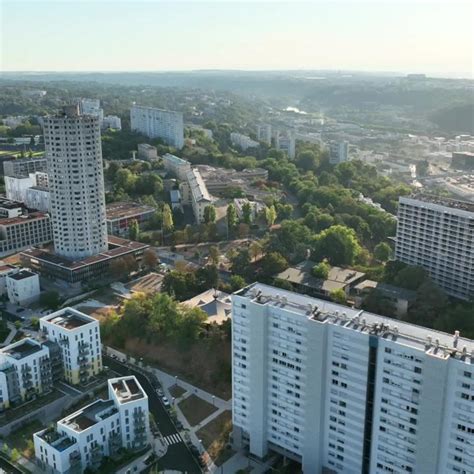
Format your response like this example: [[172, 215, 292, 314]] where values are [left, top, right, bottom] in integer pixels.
[[174, 375, 178, 386], [212, 395, 215, 406]]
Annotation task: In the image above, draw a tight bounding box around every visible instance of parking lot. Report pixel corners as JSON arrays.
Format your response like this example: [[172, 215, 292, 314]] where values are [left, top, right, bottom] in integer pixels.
[[104, 356, 202, 473]]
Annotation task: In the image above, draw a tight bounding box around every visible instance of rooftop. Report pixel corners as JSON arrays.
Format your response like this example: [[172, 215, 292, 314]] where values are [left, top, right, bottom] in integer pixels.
[[132, 105, 182, 116], [163, 153, 190, 166], [110, 376, 146, 404], [182, 289, 231, 325], [0, 212, 48, 226], [187, 169, 212, 202], [402, 194, 474, 214], [2, 338, 43, 360], [7, 269, 36, 281], [37, 428, 77, 452], [236, 283, 474, 362], [0, 198, 24, 210], [62, 399, 116, 432], [106, 201, 155, 221], [43, 308, 95, 330], [276, 261, 365, 294]]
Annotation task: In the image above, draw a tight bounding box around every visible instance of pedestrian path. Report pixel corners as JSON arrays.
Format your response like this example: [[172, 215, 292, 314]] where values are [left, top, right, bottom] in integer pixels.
[[163, 433, 183, 446]]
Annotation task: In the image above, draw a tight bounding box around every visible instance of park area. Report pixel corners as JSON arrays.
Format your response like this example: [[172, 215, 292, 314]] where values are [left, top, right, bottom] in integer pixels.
[[178, 394, 218, 427]]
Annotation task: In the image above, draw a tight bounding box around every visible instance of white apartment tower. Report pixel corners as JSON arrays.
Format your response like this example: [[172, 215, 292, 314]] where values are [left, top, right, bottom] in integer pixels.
[[130, 105, 184, 149], [395, 195, 474, 301], [257, 123, 272, 145], [232, 283, 474, 474], [43, 105, 108, 260]]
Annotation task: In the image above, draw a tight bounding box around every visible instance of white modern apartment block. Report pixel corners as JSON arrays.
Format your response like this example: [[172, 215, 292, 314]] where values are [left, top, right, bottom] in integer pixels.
[[186, 168, 213, 223], [40, 308, 102, 385], [395, 195, 474, 301], [102, 115, 122, 130], [130, 105, 184, 149], [6, 269, 40, 305], [34, 376, 150, 473], [0, 338, 52, 410], [78, 98, 104, 125], [232, 283, 474, 474], [276, 133, 296, 159], [25, 186, 50, 212], [256, 123, 272, 145], [162, 153, 191, 180], [138, 143, 158, 161], [329, 141, 350, 165], [230, 132, 259, 151], [5, 171, 49, 204], [44, 105, 108, 260]]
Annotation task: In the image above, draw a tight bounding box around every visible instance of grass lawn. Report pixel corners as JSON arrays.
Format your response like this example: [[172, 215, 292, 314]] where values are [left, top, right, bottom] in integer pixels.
[[5, 419, 45, 459], [169, 385, 187, 399], [196, 410, 234, 466], [178, 395, 218, 427]]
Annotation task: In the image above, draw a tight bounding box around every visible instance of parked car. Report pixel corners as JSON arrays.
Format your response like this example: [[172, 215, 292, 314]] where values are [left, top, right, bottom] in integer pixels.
[[162, 396, 170, 408]]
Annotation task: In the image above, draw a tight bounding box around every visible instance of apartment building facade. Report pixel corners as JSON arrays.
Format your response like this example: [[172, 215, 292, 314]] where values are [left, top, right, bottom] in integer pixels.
[[395, 195, 474, 301], [34, 376, 150, 473], [185, 168, 213, 224], [232, 283, 474, 474], [130, 105, 184, 149], [162, 153, 191, 180], [3, 156, 48, 177]]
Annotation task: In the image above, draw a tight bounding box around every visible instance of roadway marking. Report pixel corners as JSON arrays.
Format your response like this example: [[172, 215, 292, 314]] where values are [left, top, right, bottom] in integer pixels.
[[163, 433, 183, 445]]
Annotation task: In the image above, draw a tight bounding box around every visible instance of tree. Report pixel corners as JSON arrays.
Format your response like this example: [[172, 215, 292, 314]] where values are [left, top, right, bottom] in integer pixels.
[[312, 261, 330, 279], [265, 205, 277, 227], [143, 248, 158, 270], [393, 266, 427, 290], [129, 219, 140, 241], [261, 252, 288, 277], [374, 242, 393, 262], [40, 291, 61, 310], [226, 204, 238, 234], [330, 288, 347, 305], [203, 205, 217, 224], [162, 204, 174, 233], [311, 225, 361, 266], [242, 202, 253, 224], [208, 245, 220, 265], [229, 275, 246, 292], [297, 150, 320, 171], [10, 448, 20, 463], [230, 248, 252, 278], [249, 241, 263, 262]]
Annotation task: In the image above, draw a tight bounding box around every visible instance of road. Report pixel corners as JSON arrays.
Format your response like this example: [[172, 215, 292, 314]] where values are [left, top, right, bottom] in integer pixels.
[[104, 356, 202, 473]]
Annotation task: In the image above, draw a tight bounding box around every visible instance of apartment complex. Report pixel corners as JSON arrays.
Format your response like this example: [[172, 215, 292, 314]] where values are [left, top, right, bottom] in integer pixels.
[[102, 115, 122, 130], [0, 212, 52, 257], [230, 132, 259, 151], [3, 156, 48, 177], [44, 105, 108, 260], [232, 283, 474, 474], [395, 194, 474, 300], [137, 143, 158, 161], [34, 376, 150, 473], [185, 168, 213, 223], [40, 308, 102, 385], [130, 105, 184, 149], [162, 153, 191, 180], [256, 123, 272, 145]]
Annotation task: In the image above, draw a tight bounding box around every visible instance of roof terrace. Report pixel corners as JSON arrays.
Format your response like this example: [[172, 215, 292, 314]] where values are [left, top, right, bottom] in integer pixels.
[[44, 308, 95, 330], [61, 400, 116, 432], [110, 376, 145, 404], [2, 338, 43, 360]]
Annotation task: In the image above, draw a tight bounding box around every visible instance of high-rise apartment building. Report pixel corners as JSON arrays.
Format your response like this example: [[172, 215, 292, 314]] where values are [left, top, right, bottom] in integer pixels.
[[130, 105, 184, 149], [78, 98, 104, 125], [43, 105, 108, 260], [329, 141, 350, 165], [276, 132, 296, 159], [232, 283, 474, 474], [256, 123, 272, 145], [395, 194, 474, 301]]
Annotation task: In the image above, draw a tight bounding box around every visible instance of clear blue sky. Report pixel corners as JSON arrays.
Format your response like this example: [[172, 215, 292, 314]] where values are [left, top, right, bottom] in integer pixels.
[[1, 1, 472, 77]]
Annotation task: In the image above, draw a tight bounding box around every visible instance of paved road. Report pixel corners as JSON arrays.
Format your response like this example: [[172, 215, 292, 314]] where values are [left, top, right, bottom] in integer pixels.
[[104, 356, 202, 473]]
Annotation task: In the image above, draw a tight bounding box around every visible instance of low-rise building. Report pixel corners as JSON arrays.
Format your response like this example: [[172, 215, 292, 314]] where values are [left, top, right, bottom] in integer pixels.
[[162, 153, 191, 180], [276, 260, 366, 299], [40, 308, 102, 385], [0, 212, 52, 257], [137, 143, 158, 161], [234, 198, 266, 220], [230, 132, 259, 151], [34, 375, 150, 473], [102, 115, 122, 130], [183, 289, 231, 325], [353, 280, 417, 317], [186, 168, 213, 223], [0, 197, 24, 218], [106, 202, 155, 237], [6, 269, 40, 306]]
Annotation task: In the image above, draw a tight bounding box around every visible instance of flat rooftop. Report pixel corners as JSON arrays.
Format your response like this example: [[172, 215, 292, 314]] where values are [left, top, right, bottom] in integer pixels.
[[403, 194, 474, 214], [110, 376, 145, 403], [106, 201, 155, 221], [62, 399, 116, 432], [163, 153, 190, 166], [236, 283, 474, 363], [44, 309, 95, 330], [7, 269, 36, 281], [0, 198, 24, 209], [0, 212, 48, 226], [2, 338, 42, 360]]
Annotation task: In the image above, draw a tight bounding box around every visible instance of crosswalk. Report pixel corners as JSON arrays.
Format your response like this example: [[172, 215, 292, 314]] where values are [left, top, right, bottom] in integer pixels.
[[163, 433, 183, 446]]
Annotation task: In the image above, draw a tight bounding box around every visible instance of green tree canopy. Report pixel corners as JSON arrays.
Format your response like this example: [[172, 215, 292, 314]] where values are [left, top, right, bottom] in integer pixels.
[[311, 225, 361, 266]]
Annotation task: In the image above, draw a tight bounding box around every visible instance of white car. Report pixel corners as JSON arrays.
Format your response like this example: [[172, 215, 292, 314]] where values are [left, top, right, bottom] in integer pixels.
[[162, 396, 170, 408]]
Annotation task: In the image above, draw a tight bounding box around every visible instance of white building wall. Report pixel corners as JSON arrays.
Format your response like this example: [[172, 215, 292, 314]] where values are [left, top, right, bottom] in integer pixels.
[[4, 175, 34, 202], [6, 273, 40, 305]]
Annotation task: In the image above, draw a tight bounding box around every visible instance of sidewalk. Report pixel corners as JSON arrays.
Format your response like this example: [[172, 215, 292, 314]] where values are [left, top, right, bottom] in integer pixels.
[[0, 322, 17, 347]]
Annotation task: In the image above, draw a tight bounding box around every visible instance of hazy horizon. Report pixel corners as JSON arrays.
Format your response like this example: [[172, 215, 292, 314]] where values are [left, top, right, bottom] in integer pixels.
[[1, 1, 473, 78]]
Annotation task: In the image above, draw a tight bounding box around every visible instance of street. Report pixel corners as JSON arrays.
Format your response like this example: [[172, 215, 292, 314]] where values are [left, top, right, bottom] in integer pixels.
[[104, 356, 202, 473]]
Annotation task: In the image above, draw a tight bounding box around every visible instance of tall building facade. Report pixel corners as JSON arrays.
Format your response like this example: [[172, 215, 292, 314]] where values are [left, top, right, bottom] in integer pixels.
[[256, 123, 272, 145], [395, 195, 474, 300], [130, 105, 184, 149], [43, 106, 108, 260], [329, 141, 349, 165], [232, 283, 474, 474]]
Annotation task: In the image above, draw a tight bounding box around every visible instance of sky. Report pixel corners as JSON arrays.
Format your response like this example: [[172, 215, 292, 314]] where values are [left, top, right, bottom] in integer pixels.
[[0, 0, 472, 78]]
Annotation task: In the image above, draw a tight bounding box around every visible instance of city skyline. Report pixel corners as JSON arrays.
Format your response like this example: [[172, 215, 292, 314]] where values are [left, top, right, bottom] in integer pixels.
[[1, 1, 473, 78]]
